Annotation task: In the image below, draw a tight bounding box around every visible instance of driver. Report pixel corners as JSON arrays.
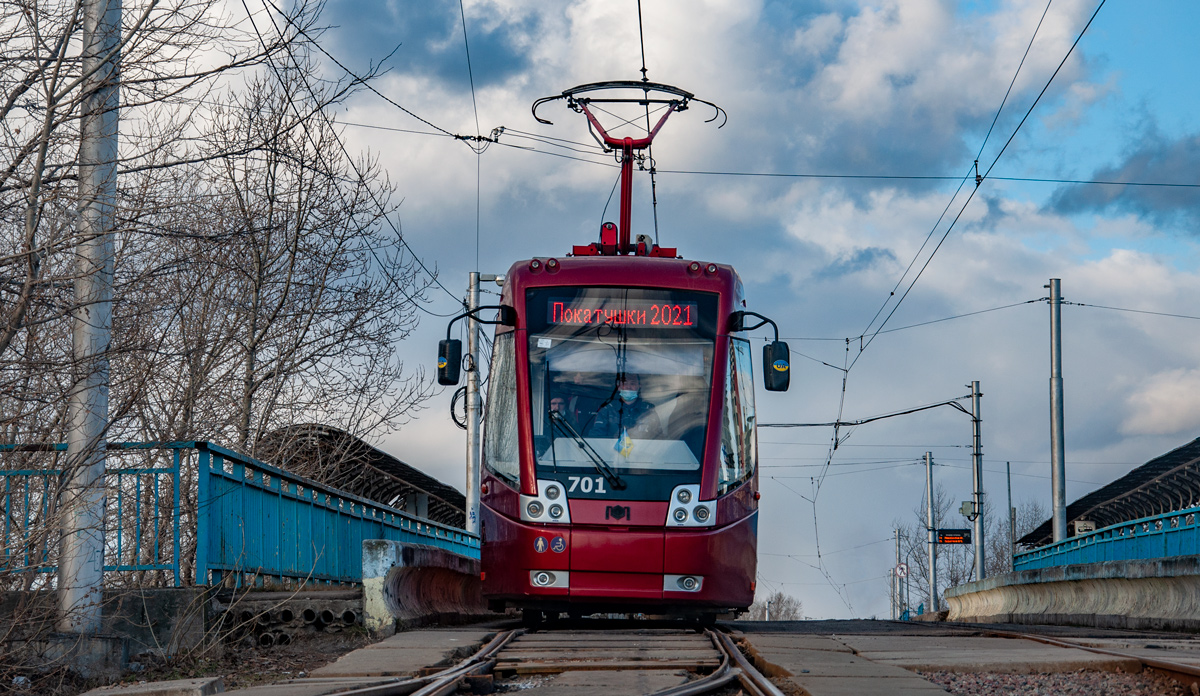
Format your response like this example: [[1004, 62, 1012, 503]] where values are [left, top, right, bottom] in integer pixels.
[[586, 373, 663, 441]]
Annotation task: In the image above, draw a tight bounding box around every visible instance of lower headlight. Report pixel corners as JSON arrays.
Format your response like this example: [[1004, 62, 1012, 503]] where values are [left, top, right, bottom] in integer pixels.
[[527, 501, 544, 518], [678, 576, 699, 591], [532, 571, 556, 587], [694, 505, 711, 522], [549, 504, 564, 519], [673, 508, 688, 523]]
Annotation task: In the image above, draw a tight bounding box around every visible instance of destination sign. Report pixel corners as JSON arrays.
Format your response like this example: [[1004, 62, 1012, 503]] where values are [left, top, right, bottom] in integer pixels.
[[936, 529, 972, 545], [548, 300, 699, 328]]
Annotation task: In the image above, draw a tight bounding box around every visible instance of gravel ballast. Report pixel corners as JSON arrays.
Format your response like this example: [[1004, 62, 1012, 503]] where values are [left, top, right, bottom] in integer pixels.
[[919, 669, 1196, 696]]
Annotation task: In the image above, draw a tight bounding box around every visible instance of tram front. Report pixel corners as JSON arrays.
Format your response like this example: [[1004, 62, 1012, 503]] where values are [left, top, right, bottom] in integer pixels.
[[436, 256, 788, 619]]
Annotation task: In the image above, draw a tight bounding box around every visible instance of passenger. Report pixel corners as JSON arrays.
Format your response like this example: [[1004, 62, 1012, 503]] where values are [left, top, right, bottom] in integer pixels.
[[586, 373, 663, 441]]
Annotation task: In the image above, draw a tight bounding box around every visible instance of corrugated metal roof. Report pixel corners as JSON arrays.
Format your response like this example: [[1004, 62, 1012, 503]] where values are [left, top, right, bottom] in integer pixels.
[[256, 424, 466, 527], [1019, 437, 1200, 547]]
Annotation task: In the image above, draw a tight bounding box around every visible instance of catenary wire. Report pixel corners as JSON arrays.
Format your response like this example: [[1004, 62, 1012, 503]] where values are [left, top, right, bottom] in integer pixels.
[[245, 0, 464, 314]]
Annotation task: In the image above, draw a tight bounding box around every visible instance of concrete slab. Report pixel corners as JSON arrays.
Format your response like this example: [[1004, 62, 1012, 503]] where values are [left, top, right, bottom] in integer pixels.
[[309, 629, 491, 677], [837, 635, 1143, 674], [225, 678, 399, 696], [742, 635, 950, 696], [81, 677, 224, 696], [739, 634, 853, 653]]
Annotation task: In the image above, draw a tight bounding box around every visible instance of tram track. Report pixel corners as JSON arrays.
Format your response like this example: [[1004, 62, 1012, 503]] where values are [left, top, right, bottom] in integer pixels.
[[318, 624, 785, 696]]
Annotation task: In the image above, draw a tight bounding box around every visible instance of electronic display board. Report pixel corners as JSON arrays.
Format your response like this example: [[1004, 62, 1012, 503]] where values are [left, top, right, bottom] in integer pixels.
[[548, 299, 699, 328], [936, 529, 972, 545]]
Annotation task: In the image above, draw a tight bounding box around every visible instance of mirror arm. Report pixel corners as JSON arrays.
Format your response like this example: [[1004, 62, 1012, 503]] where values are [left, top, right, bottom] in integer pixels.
[[729, 310, 780, 341], [444, 305, 516, 341]]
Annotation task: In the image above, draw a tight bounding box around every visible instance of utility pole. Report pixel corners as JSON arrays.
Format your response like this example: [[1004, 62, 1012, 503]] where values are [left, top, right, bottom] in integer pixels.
[[893, 529, 901, 620], [925, 451, 938, 613], [465, 273, 502, 535], [1047, 279, 1067, 542], [971, 380, 985, 581], [1007, 462, 1015, 570], [465, 273, 481, 535], [59, 0, 120, 634]]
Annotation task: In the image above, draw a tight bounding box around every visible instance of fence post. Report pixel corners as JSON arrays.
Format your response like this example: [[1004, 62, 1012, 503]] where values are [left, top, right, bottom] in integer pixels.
[[173, 448, 181, 587], [195, 445, 210, 586]]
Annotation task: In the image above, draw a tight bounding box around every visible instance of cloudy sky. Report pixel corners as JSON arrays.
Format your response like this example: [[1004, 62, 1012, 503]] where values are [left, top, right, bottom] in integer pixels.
[[290, 0, 1200, 618]]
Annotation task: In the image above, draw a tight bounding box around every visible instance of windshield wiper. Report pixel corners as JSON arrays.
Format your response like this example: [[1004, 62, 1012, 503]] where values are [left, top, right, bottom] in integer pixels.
[[548, 410, 626, 490]]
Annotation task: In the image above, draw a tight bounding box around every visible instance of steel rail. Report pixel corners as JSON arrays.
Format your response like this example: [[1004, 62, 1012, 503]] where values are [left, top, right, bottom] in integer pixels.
[[713, 631, 788, 696], [644, 630, 738, 696], [328, 629, 521, 696], [989, 629, 1200, 690], [647, 629, 786, 696]]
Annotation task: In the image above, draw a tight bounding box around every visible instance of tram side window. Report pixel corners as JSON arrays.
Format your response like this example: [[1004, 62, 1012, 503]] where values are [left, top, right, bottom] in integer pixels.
[[484, 332, 520, 483], [719, 338, 757, 493]]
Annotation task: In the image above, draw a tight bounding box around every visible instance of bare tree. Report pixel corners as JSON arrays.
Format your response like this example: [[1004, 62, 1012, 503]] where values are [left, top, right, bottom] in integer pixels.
[[894, 487, 1050, 611], [746, 590, 804, 621]]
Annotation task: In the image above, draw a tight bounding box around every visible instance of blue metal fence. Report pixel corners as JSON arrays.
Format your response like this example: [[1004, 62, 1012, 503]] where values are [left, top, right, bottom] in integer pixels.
[[1, 441, 479, 587], [0, 443, 181, 584], [196, 441, 479, 586], [1014, 506, 1200, 571]]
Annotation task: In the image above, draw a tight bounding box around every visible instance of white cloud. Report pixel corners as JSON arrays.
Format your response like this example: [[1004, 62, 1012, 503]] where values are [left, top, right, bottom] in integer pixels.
[[1122, 369, 1200, 436]]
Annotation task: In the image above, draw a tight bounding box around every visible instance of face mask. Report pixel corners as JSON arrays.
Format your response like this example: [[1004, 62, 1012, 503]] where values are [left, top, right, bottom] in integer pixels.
[[619, 389, 638, 403]]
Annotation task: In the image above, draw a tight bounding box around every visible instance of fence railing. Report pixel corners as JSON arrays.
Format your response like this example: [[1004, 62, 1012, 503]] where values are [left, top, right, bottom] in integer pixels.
[[1, 441, 478, 588], [1014, 505, 1200, 571], [197, 441, 479, 586], [0, 443, 182, 585]]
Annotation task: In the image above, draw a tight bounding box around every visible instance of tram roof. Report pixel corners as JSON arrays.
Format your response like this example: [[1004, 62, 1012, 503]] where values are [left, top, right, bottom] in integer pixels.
[[257, 423, 466, 527], [1019, 436, 1200, 548]]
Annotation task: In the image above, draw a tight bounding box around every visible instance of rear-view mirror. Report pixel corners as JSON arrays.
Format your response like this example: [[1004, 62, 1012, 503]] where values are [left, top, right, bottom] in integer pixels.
[[437, 339, 462, 385], [763, 341, 790, 392]]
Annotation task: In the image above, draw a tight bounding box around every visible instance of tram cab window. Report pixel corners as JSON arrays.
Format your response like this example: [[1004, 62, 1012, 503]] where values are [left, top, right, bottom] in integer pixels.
[[526, 287, 717, 483], [483, 332, 519, 483], [719, 337, 757, 493]]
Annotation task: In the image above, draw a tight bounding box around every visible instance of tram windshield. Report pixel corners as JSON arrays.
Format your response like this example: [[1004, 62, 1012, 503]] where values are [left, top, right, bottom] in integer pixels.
[[526, 287, 718, 485]]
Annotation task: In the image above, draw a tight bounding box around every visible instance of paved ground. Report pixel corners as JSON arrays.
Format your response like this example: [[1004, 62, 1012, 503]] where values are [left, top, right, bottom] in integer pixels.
[[733, 620, 1200, 696], [84, 619, 1200, 696]]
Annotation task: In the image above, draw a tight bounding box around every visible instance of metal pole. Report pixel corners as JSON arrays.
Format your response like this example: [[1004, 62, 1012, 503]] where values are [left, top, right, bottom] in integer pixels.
[[894, 529, 901, 620], [465, 273, 481, 534], [926, 451, 938, 613], [971, 380, 985, 581], [1048, 279, 1067, 542], [59, 0, 120, 634], [1007, 461, 1015, 570]]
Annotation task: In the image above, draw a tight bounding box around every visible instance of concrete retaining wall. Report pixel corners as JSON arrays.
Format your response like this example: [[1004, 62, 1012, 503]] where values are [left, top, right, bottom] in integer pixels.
[[362, 540, 484, 636], [946, 555, 1200, 631]]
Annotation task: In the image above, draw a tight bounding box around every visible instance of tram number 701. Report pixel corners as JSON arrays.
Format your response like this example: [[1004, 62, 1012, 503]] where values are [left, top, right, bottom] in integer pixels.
[[567, 476, 607, 494]]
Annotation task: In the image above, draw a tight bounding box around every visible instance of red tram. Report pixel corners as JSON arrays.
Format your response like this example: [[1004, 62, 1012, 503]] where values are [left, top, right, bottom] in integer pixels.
[[437, 82, 790, 622]]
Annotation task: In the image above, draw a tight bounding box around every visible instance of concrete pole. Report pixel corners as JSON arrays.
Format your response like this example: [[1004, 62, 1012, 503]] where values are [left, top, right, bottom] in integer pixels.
[[1048, 279, 1067, 542], [60, 0, 120, 634], [465, 272, 481, 534], [925, 451, 938, 613], [893, 529, 901, 620], [1007, 461, 1015, 569], [971, 380, 985, 581]]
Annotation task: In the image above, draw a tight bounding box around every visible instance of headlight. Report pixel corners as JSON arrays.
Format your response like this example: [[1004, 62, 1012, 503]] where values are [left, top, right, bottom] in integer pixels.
[[677, 489, 692, 504], [532, 571, 555, 587], [549, 504, 564, 519], [673, 508, 688, 523], [694, 505, 711, 522], [678, 576, 699, 591], [527, 501, 544, 518], [545, 485, 561, 500]]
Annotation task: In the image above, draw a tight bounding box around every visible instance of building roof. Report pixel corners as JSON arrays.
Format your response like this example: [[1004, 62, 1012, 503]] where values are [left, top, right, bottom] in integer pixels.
[[256, 424, 466, 528], [1019, 437, 1200, 547]]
